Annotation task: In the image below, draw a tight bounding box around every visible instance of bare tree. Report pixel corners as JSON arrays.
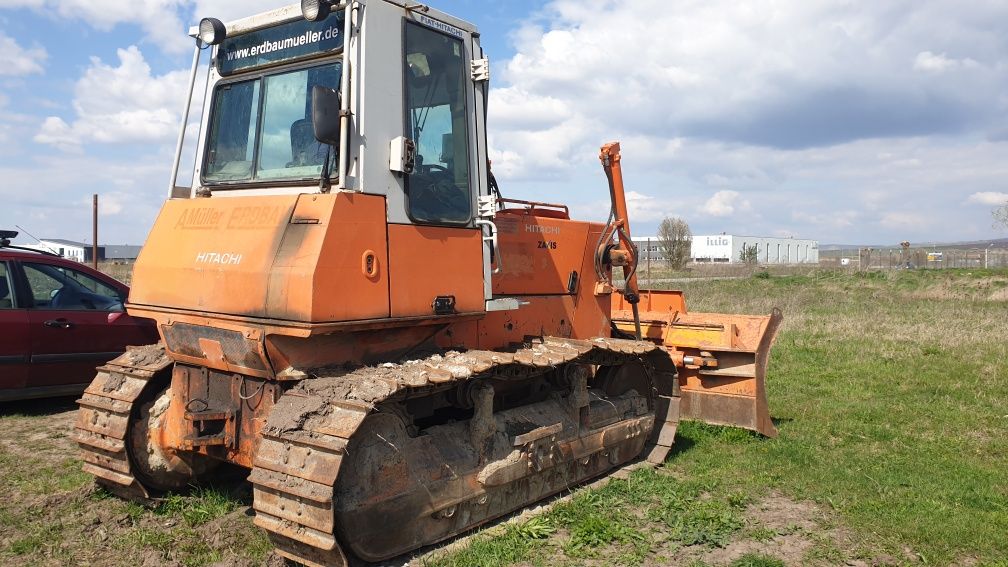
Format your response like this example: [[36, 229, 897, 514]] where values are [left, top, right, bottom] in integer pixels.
[[739, 244, 759, 265], [995, 203, 1008, 230], [657, 217, 692, 269]]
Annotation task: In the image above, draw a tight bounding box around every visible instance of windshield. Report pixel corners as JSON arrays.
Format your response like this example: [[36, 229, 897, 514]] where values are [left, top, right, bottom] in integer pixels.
[[204, 62, 341, 184]]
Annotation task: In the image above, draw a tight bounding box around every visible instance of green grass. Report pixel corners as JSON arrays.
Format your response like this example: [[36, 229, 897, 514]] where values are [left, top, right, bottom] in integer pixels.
[[668, 269, 1008, 563], [427, 469, 750, 567], [0, 451, 263, 567], [3, 267, 1005, 566], [154, 486, 239, 527], [112, 486, 264, 567], [432, 268, 1008, 566], [730, 553, 785, 567]]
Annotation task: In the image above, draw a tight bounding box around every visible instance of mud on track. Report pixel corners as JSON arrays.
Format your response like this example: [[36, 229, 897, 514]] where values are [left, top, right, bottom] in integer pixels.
[[0, 396, 875, 567]]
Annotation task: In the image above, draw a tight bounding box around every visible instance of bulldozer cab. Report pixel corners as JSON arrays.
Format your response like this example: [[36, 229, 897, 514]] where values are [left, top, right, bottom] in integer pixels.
[[188, 2, 488, 205], [166, 1, 494, 319]]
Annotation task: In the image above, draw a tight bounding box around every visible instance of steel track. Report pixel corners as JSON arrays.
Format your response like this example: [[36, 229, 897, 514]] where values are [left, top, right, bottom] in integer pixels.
[[73, 345, 174, 500], [250, 336, 681, 567]]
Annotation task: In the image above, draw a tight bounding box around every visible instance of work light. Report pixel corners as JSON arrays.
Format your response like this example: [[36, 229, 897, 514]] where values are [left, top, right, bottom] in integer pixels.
[[198, 17, 227, 45], [302, 0, 331, 22]]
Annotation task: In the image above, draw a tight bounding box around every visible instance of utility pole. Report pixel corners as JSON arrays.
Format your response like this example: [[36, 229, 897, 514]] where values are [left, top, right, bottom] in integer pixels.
[[646, 237, 651, 288], [92, 194, 98, 269]]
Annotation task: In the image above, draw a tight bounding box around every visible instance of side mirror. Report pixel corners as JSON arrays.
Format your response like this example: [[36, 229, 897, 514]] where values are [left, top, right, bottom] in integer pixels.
[[311, 85, 341, 146]]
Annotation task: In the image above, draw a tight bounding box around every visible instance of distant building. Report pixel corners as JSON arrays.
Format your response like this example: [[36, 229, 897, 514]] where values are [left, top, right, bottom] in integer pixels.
[[18, 240, 142, 263], [104, 245, 142, 261], [20, 239, 103, 262], [631, 236, 665, 262], [692, 235, 819, 265]]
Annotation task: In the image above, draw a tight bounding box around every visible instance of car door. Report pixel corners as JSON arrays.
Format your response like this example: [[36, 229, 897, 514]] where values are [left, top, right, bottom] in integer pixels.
[[21, 261, 147, 389], [0, 260, 29, 394]]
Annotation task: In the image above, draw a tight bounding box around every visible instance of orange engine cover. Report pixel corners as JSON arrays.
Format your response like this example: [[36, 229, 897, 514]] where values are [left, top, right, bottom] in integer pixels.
[[129, 192, 390, 323], [493, 211, 592, 296]]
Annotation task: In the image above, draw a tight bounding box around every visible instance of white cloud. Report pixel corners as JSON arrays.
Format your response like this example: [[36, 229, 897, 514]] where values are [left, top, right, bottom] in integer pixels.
[[0, 0, 290, 55], [33, 116, 79, 151], [913, 51, 979, 73], [3, 0, 1007, 247], [967, 192, 1008, 206], [623, 190, 674, 223], [491, 86, 572, 131], [3, 0, 190, 53], [880, 212, 928, 230], [488, 0, 1008, 245], [0, 152, 171, 244], [791, 210, 860, 230], [488, 0, 1007, 177], [191, 0, 292, 23], [92, 192, 127, 215], [0, 33, 47, 75], [35, 46, 190, 149], [701, 190, 748, 217], [0, 0, 44, 7]]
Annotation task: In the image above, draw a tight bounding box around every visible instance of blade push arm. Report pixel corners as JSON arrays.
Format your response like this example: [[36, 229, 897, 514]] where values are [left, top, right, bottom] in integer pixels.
[[597, 142, 643, 337]]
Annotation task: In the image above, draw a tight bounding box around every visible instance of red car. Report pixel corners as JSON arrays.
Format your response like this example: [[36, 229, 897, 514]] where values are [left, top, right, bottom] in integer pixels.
[[0, 231, 159, 402]]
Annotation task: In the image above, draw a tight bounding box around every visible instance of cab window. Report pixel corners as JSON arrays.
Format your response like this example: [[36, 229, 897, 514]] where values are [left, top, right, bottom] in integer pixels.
[[204, 63, 341, 184], [0, 263, 14, 309], [23, 263, 124, 312], [404, 22, 471, 224]]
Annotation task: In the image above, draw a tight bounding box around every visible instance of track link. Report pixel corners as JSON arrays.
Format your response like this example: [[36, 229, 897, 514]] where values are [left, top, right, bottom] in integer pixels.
[[73, 344, 172, 500], [250, 336, 680, 566]]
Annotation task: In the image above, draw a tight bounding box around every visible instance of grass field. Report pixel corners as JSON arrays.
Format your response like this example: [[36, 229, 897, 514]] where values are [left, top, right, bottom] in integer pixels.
[[1, 268, 1006, 566], [427, 269, 1008, 566]]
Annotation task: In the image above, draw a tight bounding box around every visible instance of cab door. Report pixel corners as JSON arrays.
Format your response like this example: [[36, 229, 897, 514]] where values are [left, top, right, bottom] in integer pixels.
[[21, 261, 152, 389], [387, 17, 484, 318], [0, 261, 29, 394]]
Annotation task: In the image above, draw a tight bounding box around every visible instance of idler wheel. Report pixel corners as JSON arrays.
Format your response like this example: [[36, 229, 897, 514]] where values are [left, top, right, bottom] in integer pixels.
[[128, 387, 218, 493]]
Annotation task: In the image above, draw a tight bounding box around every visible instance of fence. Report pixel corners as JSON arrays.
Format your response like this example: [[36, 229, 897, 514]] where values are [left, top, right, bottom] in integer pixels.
[[819, 247, 1008, 270]]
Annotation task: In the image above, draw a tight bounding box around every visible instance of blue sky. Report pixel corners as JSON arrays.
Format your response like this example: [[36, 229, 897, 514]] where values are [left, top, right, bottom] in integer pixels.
[[0, 0, 1006, 246]]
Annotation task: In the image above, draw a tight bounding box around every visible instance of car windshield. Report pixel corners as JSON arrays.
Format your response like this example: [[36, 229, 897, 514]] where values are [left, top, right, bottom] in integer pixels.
[[204, 62, 341, 184]]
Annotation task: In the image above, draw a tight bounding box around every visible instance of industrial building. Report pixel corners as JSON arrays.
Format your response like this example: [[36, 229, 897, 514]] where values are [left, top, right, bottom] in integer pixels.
[[631, 235, 819, 265], [692, 234, 818, 264], [18, 240, 142, 263], [632, 237, 666, 262], [19, 239, 101, 262]]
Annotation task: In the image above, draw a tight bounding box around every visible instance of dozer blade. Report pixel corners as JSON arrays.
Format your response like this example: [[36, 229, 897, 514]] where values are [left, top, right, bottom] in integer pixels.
[[613, 290, 783, 437]]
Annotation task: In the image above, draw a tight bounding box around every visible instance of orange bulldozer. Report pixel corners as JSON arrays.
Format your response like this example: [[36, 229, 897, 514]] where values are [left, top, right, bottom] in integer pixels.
[[75, 3, 781, 565]]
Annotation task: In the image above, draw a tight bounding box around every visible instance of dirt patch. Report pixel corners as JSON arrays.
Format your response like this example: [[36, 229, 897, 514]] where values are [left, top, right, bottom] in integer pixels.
[[988, 286, 1008, 301], [412, 470, 875, 567], [694, 495, 840, 566], [0, 400, 272, 567], [0, 401, 891, 567]]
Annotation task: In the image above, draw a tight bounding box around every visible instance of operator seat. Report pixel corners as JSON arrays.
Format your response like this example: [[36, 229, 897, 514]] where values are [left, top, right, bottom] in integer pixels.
[[0, 276, 11, 309], [288, 118, 322, 167]]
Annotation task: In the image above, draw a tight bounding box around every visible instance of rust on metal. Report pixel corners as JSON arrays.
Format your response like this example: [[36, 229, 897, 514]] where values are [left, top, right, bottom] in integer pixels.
[[614, 290, 783, 437], [246, 336, 678, 565]]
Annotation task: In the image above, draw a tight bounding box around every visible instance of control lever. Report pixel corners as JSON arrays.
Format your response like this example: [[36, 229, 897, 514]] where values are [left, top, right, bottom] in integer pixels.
[[44, 319, 72, 329]]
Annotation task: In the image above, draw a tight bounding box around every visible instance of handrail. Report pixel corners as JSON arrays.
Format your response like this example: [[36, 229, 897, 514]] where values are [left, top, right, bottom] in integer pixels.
[[497, 198, 569, 218]]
